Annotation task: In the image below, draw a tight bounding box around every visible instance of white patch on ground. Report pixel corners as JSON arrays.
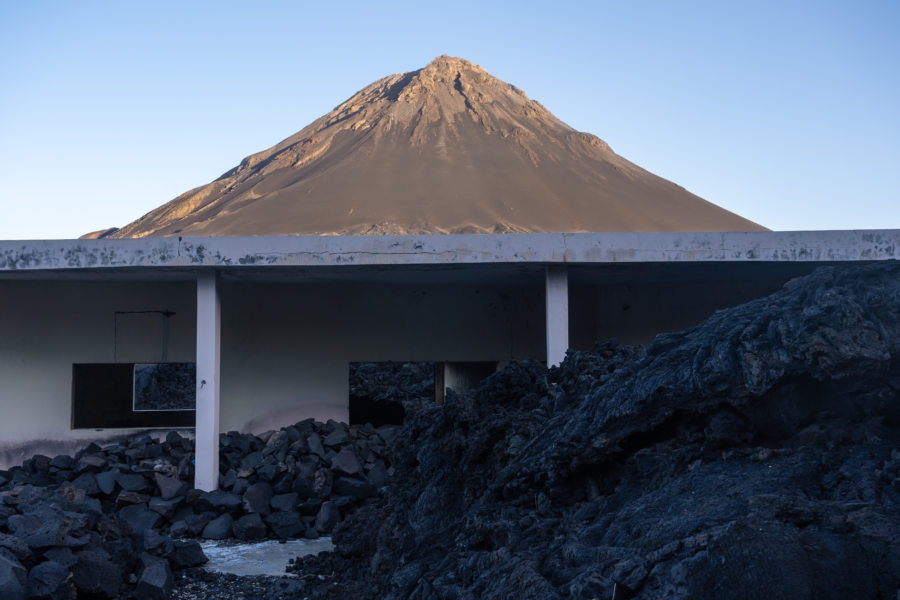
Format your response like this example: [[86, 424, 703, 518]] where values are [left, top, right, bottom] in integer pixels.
[[199, 538, 334, 577]]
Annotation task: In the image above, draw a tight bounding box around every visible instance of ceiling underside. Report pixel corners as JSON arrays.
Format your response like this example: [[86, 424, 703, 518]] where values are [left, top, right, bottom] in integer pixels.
[[0, 261, 852, 287]]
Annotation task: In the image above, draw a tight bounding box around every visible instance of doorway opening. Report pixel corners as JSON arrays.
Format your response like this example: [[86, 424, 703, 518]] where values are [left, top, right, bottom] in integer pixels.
[[348, 362, 434, 427], [347, 361, 500, 426]]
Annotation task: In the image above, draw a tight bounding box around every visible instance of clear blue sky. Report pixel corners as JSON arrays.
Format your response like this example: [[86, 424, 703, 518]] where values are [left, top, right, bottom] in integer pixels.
[[1, 1, 898, 239]]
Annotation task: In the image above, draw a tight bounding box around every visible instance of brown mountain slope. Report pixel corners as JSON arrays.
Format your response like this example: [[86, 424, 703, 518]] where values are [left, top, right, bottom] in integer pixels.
[[106, 56, 764, 238]]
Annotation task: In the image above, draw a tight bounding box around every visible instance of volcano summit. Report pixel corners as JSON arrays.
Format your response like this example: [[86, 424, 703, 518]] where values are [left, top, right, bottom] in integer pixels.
[[101, 56, 763, 238]]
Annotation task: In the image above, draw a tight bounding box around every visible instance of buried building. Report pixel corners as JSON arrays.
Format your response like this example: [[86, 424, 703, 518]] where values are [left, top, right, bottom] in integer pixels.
[[0, 229, 898, 490]]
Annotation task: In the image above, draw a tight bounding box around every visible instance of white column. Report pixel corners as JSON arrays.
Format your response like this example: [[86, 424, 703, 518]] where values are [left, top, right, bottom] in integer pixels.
[[545, 266, 569, 367], [195, 270, 221, 491]]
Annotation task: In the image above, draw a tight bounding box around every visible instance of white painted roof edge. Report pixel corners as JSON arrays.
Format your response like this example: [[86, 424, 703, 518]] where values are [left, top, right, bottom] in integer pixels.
[[0, 230, 898, 271]]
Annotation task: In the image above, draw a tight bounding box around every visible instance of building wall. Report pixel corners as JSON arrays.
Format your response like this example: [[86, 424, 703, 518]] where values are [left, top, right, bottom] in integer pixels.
[[570, 276, 791, 349], [0, 279, 546, 465], [218, 282, 545, 433], [0, 280, 196, 467], [0, 271, 797, 468]]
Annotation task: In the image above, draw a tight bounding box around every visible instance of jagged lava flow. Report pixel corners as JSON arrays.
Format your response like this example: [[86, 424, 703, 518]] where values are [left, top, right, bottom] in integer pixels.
[[99, 56, 764, 238]]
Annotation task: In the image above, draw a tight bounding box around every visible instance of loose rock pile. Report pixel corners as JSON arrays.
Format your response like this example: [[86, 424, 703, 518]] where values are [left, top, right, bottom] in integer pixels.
[[292, 262, 900, 599], [0, 419, 395, 598]]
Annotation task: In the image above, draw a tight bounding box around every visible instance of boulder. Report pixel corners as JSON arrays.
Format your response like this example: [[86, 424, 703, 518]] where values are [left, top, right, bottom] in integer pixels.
[[184, 512, 216, 537], [168, 520, 189, 537], [7, 513, 41, 535], [23, 519, 86, 550], [196, 489, 242, 512], [242, 482, 273, 515], [270, 492, 299, 513], [141, 528, 170, 552], [69, 473, 100, 496], [220, 469, 238, 490], [95, 470, 118, 496], [264, 511, 305, 538], [0, 533, 31, 562], [312, 468, 332, 498], [323, 426, 349, 448], [201, 513, 233, 540], [262, 430, 290, 457], [314, 501, 340, 533], [306, 433, 326, 459], [134, 553, 173, 600], [153, 474, 187, 500], [116, 490, 150, 506], [271, 472, 295, 494], [72, 550, 122, 599], [292, 475, 314, 499], [75, 456, 107, 473], [48, 455, 73, 471], [238, 451, 263, 476], [115, 472, 149, 492], [366, 460, 389, 488], [41, 548, 77, 569], [0, 551, 26, 600], [332, 476, 375, 499], [148, 496, 182, 519], [166, 540, 207, 570], [330, 448, 360, 476], [26, 560, 72, 600], [298, 497, 323, 516], [233, 513, 267, 541], [256, 463, 278, 481], [232, 478, 250, 497], [118, 504, 160, 535]]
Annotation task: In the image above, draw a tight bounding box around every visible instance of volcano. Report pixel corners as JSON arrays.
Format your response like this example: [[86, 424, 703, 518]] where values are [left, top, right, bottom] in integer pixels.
[[100, 56, 764, 238]]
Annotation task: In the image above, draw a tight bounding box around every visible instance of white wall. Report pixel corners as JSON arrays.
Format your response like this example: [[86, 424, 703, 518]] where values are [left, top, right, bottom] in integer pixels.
[[0, 280, 196, 467], [0, 279, 546, 465], [218, 282, 545, 433], [0, 272, 794, 468], [570, 277, 789, 348]]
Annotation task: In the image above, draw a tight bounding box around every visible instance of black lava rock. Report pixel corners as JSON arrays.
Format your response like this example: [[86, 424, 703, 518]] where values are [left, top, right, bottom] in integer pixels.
[[72, 550, 122, 599], [233, 514, 267, 541], [135, 553, 173, 600], [201, 514, 233, 540], [166, 540, 207, 570], [288, 262, 900, 600], [26, 559, 72, 600], [242, 482, 274, 515], [0, 551, 27, 600]]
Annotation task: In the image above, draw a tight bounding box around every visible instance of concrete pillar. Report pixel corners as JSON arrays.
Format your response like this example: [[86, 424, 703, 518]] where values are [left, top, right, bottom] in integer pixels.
[[195, 270, 221, 491], [545, 266, 569, 367]]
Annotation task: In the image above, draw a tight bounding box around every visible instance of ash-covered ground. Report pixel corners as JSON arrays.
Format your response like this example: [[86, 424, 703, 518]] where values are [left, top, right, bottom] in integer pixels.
[[1, 262, 899, 599]]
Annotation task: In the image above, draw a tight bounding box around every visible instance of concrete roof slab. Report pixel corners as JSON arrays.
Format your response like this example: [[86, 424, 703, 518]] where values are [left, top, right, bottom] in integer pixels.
[[0, 231, 896, 277]]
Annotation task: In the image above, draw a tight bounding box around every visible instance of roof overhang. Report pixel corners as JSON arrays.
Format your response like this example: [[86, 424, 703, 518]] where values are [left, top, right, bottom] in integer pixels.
[[0, 230, 897, 285]]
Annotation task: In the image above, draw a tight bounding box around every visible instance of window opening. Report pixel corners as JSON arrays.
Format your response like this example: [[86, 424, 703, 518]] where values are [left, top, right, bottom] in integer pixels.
[[72, 308, 193, 429], [133, 363, 196, 411]]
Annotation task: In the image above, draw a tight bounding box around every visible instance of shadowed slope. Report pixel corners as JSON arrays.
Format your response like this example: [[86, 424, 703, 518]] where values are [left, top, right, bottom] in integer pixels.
[[108, 56, 764, 238]]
